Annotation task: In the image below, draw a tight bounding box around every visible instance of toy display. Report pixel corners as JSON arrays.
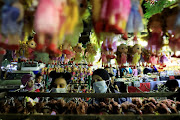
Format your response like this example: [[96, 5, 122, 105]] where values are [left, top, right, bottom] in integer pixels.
[[2, 0, 180, 118], [116, 44, 128, 67]]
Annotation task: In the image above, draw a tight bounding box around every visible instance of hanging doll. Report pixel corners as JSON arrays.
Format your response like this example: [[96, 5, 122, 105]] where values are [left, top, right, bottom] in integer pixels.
[[124, 0, 144, 41], [162, 7, 180, 57], [34, 0, 66, 54], [132, 44, 142, 67], [159, 52, 168, 69], [85, 43, 97, 66], [116, 44, 128, 67], [0, 0, 24, 50], [92, 0, 131, 34], [26, 36, 36, 61], [73, 43, 84, 64], [101, 36, 117, 66], [148, 52, 158, 68], [140, 48, 151, 67], [147, 13, 164, 55], [101, 39, 109, 66], [16, 40, 27, 60]]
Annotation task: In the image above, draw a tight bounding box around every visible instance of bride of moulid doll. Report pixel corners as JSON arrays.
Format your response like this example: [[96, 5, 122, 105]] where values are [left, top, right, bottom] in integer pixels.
[[132, 44, 142, 67], [34, 0, 66, 54], [116, 44, 128, 67]]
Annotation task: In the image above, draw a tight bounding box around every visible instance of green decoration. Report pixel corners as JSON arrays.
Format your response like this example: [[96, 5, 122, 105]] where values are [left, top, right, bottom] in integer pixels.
[[34, 52, 49, 64], [144, 0, 178, 18], [2, 59, 10, 67]]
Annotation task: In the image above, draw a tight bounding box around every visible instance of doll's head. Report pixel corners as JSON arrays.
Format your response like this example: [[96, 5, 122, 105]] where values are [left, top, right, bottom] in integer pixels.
[[132, 44, 141, 54], [50, 72, 72, 93], [86, 43, 97, 54], [35, 73, 43, 83], [117, 44, 128, 53], [78, 0, 88, 16], [21, 74, 34, 91], [162, 7, 178, 32], [141, 48, 151, 62], [73, 43, 83, 53], [27, 36, 36, 49], [147, 13, 165, 34], [92, 69, 110, 93]]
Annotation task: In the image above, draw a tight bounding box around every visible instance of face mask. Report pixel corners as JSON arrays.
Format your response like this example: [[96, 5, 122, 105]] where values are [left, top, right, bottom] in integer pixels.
[[51, 88, 66, 93], [93, 81, 107, 93]]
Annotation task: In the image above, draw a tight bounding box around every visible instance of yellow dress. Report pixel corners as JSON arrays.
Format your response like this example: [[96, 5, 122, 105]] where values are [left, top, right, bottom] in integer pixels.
[[132, 53, 141, 65]]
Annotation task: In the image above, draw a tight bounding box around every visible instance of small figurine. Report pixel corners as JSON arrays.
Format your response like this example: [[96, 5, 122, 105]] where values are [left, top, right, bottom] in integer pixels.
[[73, 43, 84, 64], [26, 36, 36, 61], [132, 44, 142, 67], [116, 44, 128, 67], [85, 42, 97, 66]]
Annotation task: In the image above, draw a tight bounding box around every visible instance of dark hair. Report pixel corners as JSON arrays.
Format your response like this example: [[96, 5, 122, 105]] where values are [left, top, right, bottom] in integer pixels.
[[35, 73, 42, 79], [92, 69, 110, 81], [50, 72, 72, 89], [165, 79, 179, 91]]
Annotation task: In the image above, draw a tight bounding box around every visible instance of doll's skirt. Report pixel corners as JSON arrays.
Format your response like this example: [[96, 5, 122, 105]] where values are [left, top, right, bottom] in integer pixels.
[[1, 5, 23, 36], [34, 0, 60, 35], [169, 39, 180, 51], [126, 8, 144, 33]]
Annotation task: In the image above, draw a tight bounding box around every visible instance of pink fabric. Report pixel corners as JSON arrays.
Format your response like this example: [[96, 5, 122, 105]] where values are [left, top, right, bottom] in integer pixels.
[[101, 0, 131, 22], [101, 39, 108, 51], [28, 48, 35, 59], [169, 37, 180, 51], [147, 32, 162, 51], [121, 53, 127, 64], [65, 51, 75, 62], [34, 0, 62, 34], [102, 53, 107, 63], [149, 56, 157, 65], [132, 69, 138, 77]]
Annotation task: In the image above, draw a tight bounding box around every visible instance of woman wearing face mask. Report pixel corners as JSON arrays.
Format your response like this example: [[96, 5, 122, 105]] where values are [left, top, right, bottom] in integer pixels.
[[92, 69, 131, 104], [50, 72, 72, 100]]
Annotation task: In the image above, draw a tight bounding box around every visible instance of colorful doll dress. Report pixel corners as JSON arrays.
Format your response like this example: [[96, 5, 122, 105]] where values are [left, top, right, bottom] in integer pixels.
[[147, 32, 162, 51], [1, 2, 23, 36], [34, 0, 63, 35], [126, 0, 143, 33]]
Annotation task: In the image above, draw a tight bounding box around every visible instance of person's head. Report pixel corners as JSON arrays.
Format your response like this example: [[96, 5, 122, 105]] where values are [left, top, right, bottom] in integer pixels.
[[21, 74, 34, 91], [92, 69, 110, 93], [35, 73, 43, 83], [165, 79, 179, 92], [50, 72, 72, 93]]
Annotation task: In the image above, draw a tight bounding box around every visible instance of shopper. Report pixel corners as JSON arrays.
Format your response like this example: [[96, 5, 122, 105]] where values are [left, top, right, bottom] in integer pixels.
[[21, 74, 34, 92], [34, 73, 44, 92], [91, 69, 131, 104], [50, 71, 72, 100]]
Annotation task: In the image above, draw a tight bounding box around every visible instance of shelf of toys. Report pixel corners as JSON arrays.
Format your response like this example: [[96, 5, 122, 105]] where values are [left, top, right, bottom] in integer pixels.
[[0, 92, 180, 119]]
